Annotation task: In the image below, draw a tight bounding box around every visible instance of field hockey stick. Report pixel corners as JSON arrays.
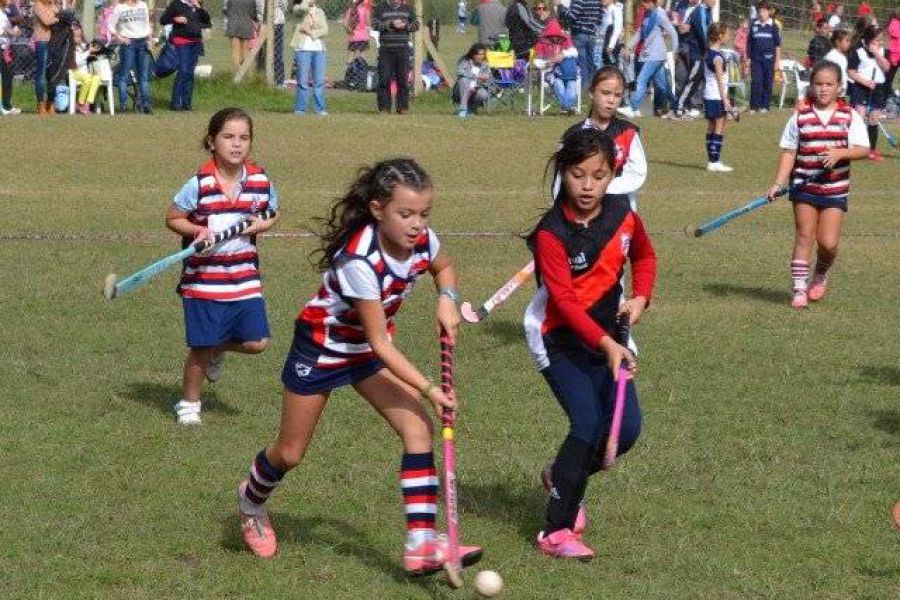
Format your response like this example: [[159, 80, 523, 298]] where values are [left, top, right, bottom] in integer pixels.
[[877, 120, 898, 148], [602, 315, 631, 470], [439, 328, 463, 588], [102, 208, 276, 300], [686, 174, 818, 238], [460, 260, 535, 324]]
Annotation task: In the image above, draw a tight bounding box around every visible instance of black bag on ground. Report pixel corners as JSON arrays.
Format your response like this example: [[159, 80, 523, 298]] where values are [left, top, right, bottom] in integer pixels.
[[343, 57, 377, 91]]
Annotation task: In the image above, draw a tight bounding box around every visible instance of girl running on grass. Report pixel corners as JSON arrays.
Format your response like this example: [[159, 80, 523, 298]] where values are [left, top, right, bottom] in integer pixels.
[[557, 66, 648, 210], [766, 61, 869, 309], [847, 25, 892, 161], [166, 107, 280, 425], [525, 128, 657, 559], [703, 22, 735, 173], [235, 158, 483, 574]]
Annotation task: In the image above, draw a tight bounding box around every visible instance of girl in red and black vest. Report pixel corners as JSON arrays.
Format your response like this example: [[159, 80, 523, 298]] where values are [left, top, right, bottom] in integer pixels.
[[165, 108, 280, 425], [767, 61, 869, 309], [525, 128, 657, 559], [235, 157, 482, 574]]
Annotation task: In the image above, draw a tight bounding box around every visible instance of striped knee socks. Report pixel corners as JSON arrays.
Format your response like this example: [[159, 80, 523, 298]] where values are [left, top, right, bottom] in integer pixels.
[[400, 452, 438, 535], [706, 133, 724, 163], [791, 260, 810, 292], [241, 449, 285, 513]]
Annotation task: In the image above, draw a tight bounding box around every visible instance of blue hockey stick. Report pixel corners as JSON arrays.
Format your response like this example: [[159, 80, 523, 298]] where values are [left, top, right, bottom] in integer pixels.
[[877, 120, 898, 148], [687, 176, 815, 238], [103, 208, 276, 300]]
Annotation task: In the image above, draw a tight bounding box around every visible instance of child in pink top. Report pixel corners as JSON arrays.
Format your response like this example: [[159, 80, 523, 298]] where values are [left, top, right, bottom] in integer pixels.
[[888, 9, 900, 90], [343, 0, 371, 64]]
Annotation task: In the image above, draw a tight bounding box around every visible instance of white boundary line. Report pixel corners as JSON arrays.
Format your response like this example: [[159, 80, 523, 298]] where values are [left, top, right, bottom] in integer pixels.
[[2, 229, 900, 241]]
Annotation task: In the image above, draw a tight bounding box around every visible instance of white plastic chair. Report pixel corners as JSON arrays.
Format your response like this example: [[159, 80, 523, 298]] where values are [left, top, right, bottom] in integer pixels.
[[68, 57, 115, 115], [778, 58, 809, 109]]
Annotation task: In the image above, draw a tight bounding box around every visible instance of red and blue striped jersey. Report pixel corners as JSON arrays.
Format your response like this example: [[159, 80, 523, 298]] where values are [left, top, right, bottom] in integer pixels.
[[295, 223, 438, 368], [175, 159, 276, 302], [792, 101, 853, 206]]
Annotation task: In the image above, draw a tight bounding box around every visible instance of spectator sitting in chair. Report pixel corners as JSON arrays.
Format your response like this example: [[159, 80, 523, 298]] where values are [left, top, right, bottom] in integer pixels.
[[455, 42, 491, 117], [534, 18, 579, 114], [69, 22, 102, 114]]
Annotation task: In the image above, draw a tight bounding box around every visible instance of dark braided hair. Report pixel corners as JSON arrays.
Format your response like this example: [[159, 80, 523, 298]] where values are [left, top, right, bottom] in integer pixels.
[[314, 158, 433, 271]]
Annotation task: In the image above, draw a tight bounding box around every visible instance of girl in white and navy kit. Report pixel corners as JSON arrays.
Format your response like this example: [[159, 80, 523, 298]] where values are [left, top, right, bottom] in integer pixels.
[[235, 158, 482, 574], [747, 0, 781, 112], [767, 61, 869, 309], [847, 25, 891, 161], [165, 108, 280, 425], [703, 22, 733, 172]]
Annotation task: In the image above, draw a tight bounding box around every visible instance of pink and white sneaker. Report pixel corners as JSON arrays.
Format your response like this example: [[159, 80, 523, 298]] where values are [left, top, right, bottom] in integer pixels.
[[541, 462, 589, 535], [807, 274, 828, 302], [537, 528, 595, 560], [238, 480, 277, 558], [404, 532, 483, 575], [791, 289, 809, 309]]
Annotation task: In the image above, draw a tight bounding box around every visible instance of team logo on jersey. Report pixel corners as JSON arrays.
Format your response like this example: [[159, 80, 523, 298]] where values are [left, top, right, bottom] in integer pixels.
[[569, 252, 588, 271], [294, 362, 312, 378], [620, 233, 631, 255]]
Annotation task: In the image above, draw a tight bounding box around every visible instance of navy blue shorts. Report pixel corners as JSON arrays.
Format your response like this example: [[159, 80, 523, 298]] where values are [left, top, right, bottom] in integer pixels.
[[849, 83, 887, 109], [704, 99, 725, 119], [281, 345, 385, 395], [182, 297, 270, 348]]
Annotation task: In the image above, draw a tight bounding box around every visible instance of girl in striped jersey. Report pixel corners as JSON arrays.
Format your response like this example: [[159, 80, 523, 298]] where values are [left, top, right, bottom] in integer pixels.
[[767, 61, 869, 309], [166, 108, 280, 425], [557, 66, 647, 210], [236, 158, 482, 573], [526, 129, 657, 559]]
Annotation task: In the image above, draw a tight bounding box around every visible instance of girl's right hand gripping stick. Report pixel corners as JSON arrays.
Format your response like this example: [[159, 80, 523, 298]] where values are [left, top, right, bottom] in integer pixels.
[[602, 315, 631, 470]]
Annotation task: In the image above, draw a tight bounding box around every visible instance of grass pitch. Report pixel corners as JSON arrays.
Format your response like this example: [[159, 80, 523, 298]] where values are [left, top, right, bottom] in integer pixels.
[[2, 31, 899, 599]]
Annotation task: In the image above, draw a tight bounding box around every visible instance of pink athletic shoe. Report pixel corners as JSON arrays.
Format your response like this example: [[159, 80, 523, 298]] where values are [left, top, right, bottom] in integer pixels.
[[537, 528, 595, 560], [404, 533, 483, 575], [791, 289, 809, 309], [238, 481, 277, 558], [807, 274, 828, 302], [541, 462, 589, 535]]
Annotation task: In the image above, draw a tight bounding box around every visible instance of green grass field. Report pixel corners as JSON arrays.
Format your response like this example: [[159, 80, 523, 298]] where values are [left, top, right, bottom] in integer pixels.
[[2, 25, 899, 600]]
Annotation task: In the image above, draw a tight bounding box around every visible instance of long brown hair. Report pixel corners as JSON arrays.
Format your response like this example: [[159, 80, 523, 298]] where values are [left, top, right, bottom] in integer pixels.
[[314, 158, 433, 271]]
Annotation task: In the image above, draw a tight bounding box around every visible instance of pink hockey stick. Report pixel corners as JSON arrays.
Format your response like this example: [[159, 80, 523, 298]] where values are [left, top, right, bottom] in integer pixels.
[[603, 318, 631, 469], [460, 261, 535, 324], [439, 329, 463, 588]]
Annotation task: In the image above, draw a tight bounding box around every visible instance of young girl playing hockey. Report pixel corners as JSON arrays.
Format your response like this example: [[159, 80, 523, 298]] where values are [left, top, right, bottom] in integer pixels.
[[704, 22, 735, 172], [166, 107, 280, 425], [558, 65, 648, 209], [525, 128, 657, 559], [235, 158, 482, 574], [766, 61, 869, 309], [847, 25, 891, 161]]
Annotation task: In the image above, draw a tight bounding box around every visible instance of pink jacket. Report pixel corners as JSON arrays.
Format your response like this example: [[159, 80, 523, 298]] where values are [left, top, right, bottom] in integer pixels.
[[888, 17, 900, 66]]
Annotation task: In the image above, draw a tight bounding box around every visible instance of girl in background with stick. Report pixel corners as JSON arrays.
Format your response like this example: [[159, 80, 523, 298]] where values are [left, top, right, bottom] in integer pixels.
[[847, 25, 891, 161], [166, 108, 280, 425], [766, 61, 869, 309], [235, 158, 482, 574], [525, 128, 657, 559]]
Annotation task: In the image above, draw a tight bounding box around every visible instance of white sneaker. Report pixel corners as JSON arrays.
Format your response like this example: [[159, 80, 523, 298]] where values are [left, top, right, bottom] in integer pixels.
[[174, 400, 202, 425], [706, 162, 734, 173], [617, 106, 640, 118], [0, 106, 21, 115], [760, 108, 769, 114], [687, 108, 701, 118], [206, 351, 225, 383]]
